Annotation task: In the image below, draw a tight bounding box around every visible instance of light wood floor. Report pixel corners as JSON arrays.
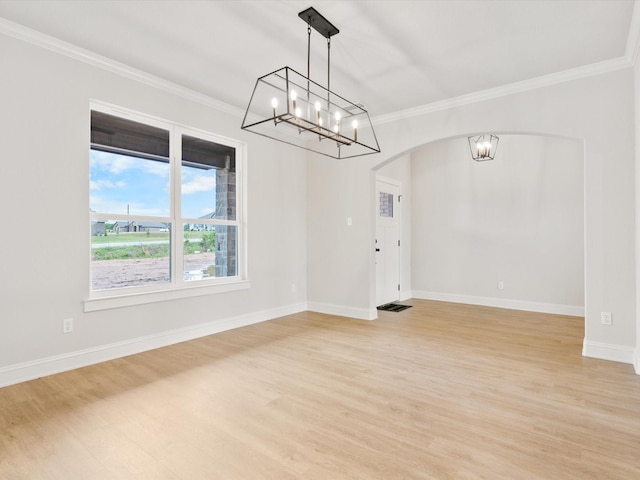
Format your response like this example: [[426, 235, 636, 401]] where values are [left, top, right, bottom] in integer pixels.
[[1, 300, 639, 479]]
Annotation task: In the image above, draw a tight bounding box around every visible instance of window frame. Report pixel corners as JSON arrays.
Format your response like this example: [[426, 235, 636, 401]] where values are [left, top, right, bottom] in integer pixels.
[[85, 101, 249, 312]]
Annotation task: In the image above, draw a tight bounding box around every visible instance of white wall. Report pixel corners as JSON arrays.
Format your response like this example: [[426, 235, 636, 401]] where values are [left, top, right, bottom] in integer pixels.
[[410, 135, 584, 314], [308, 68, 636, 365], [0, 33, 308, 385]]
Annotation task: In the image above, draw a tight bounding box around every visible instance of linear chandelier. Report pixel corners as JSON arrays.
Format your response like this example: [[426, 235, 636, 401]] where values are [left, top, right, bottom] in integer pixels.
[[241, 7, 381, 159], [468, 134, 499, 161]]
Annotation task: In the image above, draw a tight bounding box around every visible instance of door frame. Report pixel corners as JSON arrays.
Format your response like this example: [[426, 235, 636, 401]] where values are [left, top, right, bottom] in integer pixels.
[[375, 175, 402, 306]]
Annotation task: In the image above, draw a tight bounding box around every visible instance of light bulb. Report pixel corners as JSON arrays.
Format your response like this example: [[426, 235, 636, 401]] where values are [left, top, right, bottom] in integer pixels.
[[290, 90, 297, 101], [334, 111, 341, 122], [315, 101, 321, 111], [271, 98, 278, 109], [352, 120, 358, 129]]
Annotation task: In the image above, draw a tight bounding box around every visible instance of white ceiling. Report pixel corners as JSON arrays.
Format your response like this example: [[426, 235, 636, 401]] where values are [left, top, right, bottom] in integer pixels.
[[0, 0, 636, 117]]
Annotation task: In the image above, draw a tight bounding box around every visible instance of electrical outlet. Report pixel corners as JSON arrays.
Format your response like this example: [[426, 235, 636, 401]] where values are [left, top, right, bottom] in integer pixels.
[[63, 318, 74, 334], [497, 281, 504, 290], [600, 312, 612, 325]]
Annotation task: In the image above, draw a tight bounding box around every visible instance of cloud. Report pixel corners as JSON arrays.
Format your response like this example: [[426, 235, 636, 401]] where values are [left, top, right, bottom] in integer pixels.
[[91, 150, 135, 174], [90, 179, 126, 190], [143, 160, 170, 177], [182, 175, 216, 195], [90, 198, 169, 217], [91, 149, 169, 176]]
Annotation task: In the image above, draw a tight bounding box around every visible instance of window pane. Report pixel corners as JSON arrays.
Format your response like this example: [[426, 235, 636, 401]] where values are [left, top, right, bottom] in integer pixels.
[[183, 224, 237, 280], [90, 149, 170, 216], [379, 192, 394, 218], [91, 222, 171, 290], [182, 135, 236, 221], [183, 226, 216, 281]]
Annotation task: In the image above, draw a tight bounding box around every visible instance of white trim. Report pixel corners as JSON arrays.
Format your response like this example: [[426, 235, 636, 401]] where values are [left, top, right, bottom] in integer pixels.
[[399, 290, 412, 302], [307, 302, 377, 321], [0, 302, 306, 389], [634, 349, 640, 374], [84, 280, 251, 312], [372, 57, 630, 126], [375, 175, 402, 188], [582, 340, 635, 365], [412, 291, 584, 317], [0, 17, 243, 118]]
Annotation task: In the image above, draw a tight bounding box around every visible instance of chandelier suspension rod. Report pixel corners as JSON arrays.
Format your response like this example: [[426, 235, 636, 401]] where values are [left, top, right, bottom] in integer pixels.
[[327, 36, 331, 124], [306, 20, 311, 108]]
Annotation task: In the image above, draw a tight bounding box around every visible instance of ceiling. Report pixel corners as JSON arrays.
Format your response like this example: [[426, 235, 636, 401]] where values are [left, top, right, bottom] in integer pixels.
[[0, 0, 636, 118]]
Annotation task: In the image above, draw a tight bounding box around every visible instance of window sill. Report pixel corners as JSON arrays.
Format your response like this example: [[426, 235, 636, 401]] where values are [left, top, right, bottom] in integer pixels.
[[84, 280, 251, 312]]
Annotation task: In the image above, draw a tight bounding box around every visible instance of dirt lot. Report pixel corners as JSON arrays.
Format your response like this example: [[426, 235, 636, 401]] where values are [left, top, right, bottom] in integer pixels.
[[91, 253, 215, 290]]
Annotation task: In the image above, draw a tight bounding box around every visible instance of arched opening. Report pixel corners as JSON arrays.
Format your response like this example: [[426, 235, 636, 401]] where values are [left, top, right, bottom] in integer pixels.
[[372, 132, 585, 317]]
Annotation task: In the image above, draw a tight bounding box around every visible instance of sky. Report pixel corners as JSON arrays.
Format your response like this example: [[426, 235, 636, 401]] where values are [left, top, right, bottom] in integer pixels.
[[90, 150, 217, 219]]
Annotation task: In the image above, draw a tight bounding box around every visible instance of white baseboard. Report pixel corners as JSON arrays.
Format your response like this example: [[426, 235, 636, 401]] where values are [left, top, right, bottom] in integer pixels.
[[582, 339, 635, 365], [634, 348, 640, 375], [307, 302, 377, 321], [412, 291, 584, 317], [0, 302, 307, 389], [399, 290, 413, 302]]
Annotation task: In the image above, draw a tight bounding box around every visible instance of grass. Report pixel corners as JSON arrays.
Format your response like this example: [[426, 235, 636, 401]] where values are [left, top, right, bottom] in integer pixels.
[[91, 232, 171, 244], [92, 244, 169, 261], [91, 233, 212, 260]]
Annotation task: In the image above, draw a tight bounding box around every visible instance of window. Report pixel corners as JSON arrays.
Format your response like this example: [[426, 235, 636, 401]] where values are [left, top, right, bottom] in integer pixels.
[[89, 104, 245, 302], [379, 192, 394, 218]]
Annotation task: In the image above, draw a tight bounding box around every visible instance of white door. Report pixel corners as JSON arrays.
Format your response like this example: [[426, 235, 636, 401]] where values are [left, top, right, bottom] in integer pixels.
[[375, 178, 401, 306]]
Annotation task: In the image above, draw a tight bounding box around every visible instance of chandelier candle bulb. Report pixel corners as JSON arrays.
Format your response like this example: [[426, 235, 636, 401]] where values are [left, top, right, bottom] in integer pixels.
[[352, 120, 358, 142], [315, 101, 321, 125], [271, 98, 278, 120], [290, 89, 297, 113]]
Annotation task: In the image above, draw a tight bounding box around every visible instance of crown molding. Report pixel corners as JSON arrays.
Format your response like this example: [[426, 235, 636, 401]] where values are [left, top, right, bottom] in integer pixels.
[[0, 17, 245, 118], [372, 56, 631, 126], [374, 2, 640, 126], [1, 10, 638, 128]]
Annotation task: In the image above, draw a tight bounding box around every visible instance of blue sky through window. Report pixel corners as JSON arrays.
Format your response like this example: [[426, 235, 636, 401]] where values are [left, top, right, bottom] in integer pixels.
[[90, 150, 216, 219]]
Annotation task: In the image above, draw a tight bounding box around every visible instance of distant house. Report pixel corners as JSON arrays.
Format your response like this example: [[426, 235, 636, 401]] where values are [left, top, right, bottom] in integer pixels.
[[91, 220, 106, 236], [112, 221, 169, 233], [90, 208, 106, 236], [187, 211, 216, 231]]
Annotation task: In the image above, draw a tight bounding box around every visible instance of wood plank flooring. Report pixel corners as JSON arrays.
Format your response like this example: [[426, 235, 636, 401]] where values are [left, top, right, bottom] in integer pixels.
[[1, 299, 639, 479]]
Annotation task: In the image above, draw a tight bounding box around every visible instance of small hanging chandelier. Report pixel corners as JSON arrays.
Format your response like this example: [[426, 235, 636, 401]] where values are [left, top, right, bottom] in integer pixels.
[[468, 134, 499, 161], [241, 7, 381, 159]]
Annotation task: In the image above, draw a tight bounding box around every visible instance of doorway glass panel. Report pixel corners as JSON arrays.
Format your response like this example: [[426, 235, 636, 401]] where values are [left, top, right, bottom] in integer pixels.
[[379, 192, 394, 218]]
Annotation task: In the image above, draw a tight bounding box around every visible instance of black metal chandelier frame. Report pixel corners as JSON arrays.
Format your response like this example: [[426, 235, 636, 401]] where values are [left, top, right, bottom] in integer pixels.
[[241, 7, 381, 159]]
